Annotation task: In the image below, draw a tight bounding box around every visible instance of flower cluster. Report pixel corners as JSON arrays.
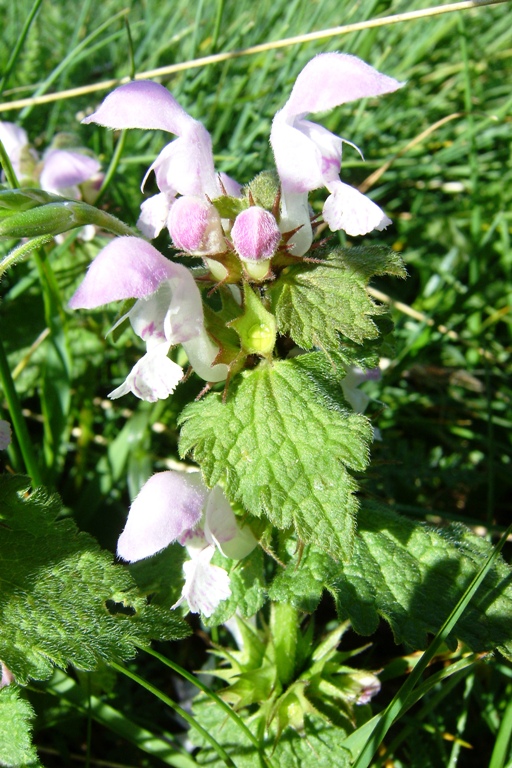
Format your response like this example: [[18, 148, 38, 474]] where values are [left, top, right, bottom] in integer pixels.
[[69, 52, 402, 617], [70, 53, 401, 404]]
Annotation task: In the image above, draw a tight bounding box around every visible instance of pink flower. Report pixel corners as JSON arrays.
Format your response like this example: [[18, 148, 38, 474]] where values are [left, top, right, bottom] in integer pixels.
[[168, 196, 226, 255], [82, 81, 240, 239], [117, 471, 256, 617], [270, 53, 403, 253], [231, 207, 281, 262], [69, 237, 228, 401]]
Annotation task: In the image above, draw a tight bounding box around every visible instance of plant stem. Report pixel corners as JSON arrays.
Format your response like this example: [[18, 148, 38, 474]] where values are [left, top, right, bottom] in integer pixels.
[[0, 335, 43, 486]]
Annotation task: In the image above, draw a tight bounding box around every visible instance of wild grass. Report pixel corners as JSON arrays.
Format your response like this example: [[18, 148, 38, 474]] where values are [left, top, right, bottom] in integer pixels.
[[1, 0, 511, 765]]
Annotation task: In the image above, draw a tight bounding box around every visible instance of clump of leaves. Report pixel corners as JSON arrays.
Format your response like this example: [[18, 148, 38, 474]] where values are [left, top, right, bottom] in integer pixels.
[[208, 607, 379, 741]]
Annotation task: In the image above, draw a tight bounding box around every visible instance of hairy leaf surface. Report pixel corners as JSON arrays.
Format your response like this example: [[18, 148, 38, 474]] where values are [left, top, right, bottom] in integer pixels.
[[0, 686, 41, 767], [267, 246, 405, 356], [179, 354, 373, 560], [270, 504, 512, 656], [0, 475, 189, 683]]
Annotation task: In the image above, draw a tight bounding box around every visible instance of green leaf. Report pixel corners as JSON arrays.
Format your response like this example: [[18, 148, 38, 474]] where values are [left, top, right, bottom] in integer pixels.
[[0, 686, 41, 767], [179, 353, 373, 560], [267, 246, 406, 356], [270, 505, 512, 656], [191, 698, 351, 768], [0, 475, 189, 684]]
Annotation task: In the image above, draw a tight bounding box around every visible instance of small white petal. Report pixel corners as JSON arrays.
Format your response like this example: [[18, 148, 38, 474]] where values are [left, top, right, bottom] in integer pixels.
[[117, 471, 207, 562], [204, 486, 257, 560], [279, 190, 313, 256], [177, 546, 232, 617], [109, 344, 183, 402], [137, 192, 175, 239], [323, 181, 392, 237]]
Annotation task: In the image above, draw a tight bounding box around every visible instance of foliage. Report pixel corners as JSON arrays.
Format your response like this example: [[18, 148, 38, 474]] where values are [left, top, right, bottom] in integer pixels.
[[0, 0, 511, 766]]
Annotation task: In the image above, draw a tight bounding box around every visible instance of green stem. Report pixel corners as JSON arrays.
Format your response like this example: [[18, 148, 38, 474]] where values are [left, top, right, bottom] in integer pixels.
[[110, 661, 239, 768], [0, 0, 43, 94], [0, 235, 54, 280], [140, 646, 275, 768], [0, 335, 43, 485], [79, 202, 138, 237], [0, 137, 20, 189], [95, 130, 128, 205]]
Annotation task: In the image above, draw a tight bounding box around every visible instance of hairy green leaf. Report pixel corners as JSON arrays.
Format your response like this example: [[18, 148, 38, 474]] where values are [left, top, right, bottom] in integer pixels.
[[191, 698, 351, 768], [179, 354, 372, 560], [270, 504, 512, 656], [0, 475, 189, 684], [180, 354, 373, 558], [267, 246, 405, 356], [0, 686, 41, 767]]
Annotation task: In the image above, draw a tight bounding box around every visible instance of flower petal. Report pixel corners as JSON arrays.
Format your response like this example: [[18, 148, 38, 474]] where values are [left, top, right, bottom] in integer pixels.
[[283, 53, 404, 119], [109, 344, 183, 402], [182, 329, 228, 383], [204, 486, 257, 560], [0, 121, 30, 175], [231, 207, 281, 262], [270, 112, 326, 193], [82, 80, 192, 135], [168, 196, 225, 255], [39, 149, 101, 195], [117, 470, 207, 561], [68, 237, 187, 309], [127, 277, 204, 348], [279, 190, 312, 256], [323, 181, 391, 237], [144, 127, 219, 200], [218, 172, 242, 198], [137, 192, 175, 239], [177, 546, 232, 617]]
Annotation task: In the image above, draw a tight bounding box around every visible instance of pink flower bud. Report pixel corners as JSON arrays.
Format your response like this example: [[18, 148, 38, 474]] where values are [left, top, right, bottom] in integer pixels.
[[231, 206, 281, 261], [168, 196, 225, 255]]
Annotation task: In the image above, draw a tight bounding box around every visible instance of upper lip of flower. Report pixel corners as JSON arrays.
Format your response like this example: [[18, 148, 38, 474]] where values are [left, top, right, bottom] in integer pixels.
[[81, 80, 226, 238], [270, 52, 404, 247]]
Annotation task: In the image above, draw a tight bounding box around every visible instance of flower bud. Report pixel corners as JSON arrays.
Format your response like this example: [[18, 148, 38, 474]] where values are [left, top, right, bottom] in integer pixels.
[[231, 206, 281, 262], [0, 201, 84, 238], [168, 196, 225, 255]]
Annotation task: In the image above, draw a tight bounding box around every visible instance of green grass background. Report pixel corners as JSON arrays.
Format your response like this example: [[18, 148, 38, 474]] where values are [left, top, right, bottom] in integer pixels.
[[1, 0, 511, 765]]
